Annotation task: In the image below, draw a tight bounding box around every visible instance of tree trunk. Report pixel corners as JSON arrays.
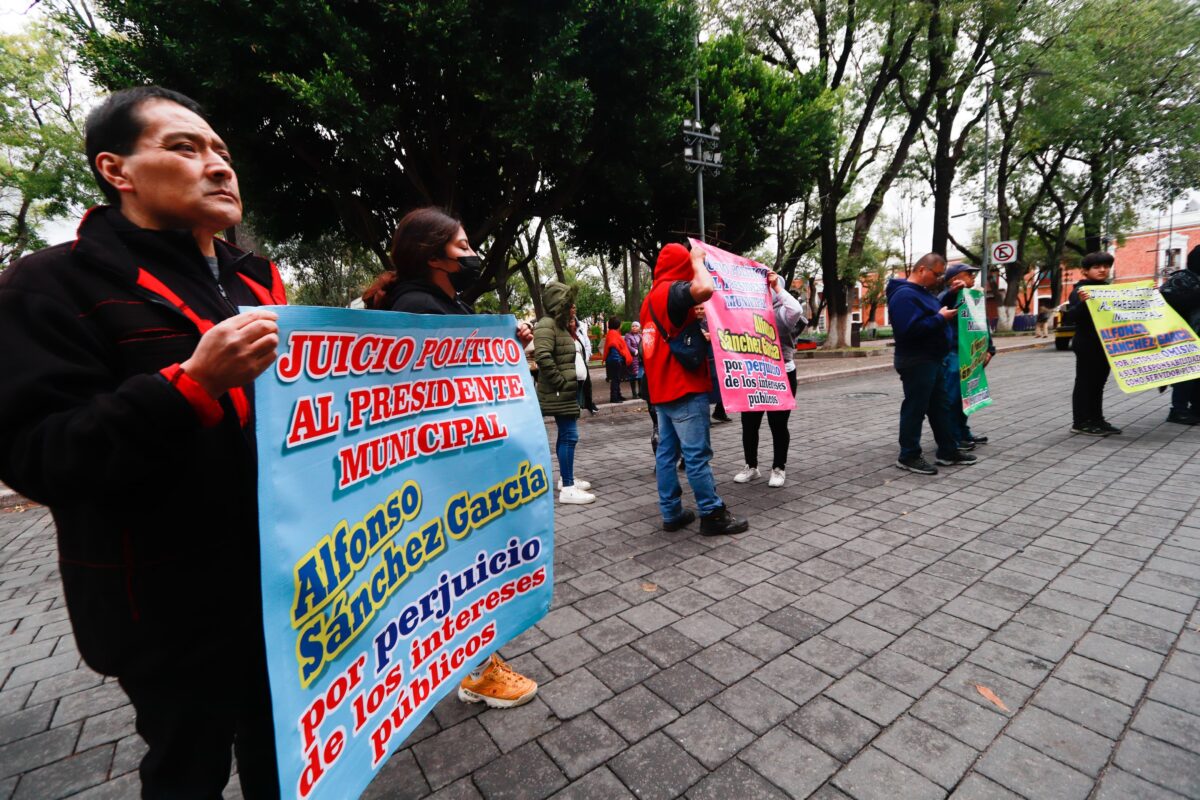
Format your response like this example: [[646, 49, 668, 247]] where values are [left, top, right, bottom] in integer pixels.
[[1049, 264, 1063, 305], [1082, 157, 1106, 252], [519, 261, 544, 319], [621, 252, 630, 318], [818, 169, 851, 348], [545, 220, 566, 282], [630, 250, 642, 319], [930, 124, 955, 255]]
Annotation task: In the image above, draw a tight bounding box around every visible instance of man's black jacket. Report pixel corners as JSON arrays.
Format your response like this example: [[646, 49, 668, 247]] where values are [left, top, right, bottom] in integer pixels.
[[0, 207, 285, 676]]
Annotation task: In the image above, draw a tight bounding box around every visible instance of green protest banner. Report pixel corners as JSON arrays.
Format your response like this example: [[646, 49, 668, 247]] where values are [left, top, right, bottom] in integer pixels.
[[958, 288, 993, 415]]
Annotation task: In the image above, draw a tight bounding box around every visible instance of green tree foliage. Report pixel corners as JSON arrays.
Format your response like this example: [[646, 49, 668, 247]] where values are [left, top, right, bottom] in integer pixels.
[[564, 31, 834, 265], [572, 273, 619, 327], [268, 232, 377, 308], [726, 0, 939, 346], [67, 0, 698, 303], [0, 25, 98, 265], [954, 0, 1200, 319]]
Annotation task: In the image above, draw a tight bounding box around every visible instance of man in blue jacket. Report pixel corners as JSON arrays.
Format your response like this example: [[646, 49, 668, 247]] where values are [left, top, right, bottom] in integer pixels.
[[885, 253, 978, 474]]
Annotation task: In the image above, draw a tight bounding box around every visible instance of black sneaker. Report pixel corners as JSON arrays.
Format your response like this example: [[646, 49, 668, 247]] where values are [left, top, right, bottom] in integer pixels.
[[1167, 409, 1200, 425], [663, 509, 696, 532], [712, 413, 733, 424], [699, 506, 749, 536], [896, 456, 938, 475], [958, 440, 977, 452], [1097, 420, 1122, 434], [1071, 423, 1109, 436], [966, 434, 988, 444], [935, 451, 978, 466]]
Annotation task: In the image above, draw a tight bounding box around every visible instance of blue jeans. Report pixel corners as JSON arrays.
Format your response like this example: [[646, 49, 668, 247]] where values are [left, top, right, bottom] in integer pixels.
[[896, 359, 959, 461], [655, 393, 723, 520], [1171, 378, 1200, 413], [942, 351, 974, 444], [554, 416, 579, 486]]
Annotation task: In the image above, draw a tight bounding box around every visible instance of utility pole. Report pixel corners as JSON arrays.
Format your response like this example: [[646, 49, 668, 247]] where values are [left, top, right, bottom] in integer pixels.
[[980, 80, 992, 296], [682, 35, 722, 242]]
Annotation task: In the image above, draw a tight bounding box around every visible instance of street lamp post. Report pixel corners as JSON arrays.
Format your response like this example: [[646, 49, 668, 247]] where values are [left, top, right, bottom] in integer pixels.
[[980, 80, 992, 295], [682, 65, 722, 242]]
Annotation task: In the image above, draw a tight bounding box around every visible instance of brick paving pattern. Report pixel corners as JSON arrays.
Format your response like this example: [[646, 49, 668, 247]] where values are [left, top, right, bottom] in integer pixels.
[[1, 345, 1198, 799]]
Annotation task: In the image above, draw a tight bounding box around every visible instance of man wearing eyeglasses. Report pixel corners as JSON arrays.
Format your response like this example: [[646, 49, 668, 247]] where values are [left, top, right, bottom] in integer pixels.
[[885, 252, 978, 475]]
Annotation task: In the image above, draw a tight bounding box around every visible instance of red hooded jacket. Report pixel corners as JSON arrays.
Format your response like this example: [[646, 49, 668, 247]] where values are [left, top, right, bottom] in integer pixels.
[[639, 243, 711, 404]]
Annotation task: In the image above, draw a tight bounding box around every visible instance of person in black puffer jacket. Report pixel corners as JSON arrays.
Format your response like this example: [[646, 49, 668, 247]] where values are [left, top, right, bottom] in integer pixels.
[[1160, 244, 1200, 424], [1067, 252, 1121, 436], [0, 87, 285, 799], [361, 206, 541, 711]]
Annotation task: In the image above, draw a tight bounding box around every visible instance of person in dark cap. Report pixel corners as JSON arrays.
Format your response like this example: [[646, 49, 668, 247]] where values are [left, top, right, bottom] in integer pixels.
[[1160, 244, 1200, 424], [1067, 252, 1121, 435], [640, 242, 749, 536], [939, 263, 995, 449]]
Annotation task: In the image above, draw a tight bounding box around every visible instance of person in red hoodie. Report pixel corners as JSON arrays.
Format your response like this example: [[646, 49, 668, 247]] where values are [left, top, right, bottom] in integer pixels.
[[602, 316, 634, 402], [640, 242, 749, 536]]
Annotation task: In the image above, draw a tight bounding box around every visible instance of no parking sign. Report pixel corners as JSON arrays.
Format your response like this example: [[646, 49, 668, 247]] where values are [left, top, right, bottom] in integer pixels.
[[990, 240, 1017, 264]]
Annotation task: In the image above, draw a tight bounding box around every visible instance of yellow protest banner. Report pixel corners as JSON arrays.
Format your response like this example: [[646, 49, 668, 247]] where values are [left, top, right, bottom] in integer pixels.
[[1083, 280, 1200, 393]]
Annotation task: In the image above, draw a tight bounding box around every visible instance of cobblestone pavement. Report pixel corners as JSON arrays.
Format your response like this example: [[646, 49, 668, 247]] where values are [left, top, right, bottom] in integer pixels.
[[2, 345, 1199, 799]]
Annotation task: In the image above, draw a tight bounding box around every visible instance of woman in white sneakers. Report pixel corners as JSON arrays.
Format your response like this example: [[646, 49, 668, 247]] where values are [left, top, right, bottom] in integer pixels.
[[734, 271, 805, 488]]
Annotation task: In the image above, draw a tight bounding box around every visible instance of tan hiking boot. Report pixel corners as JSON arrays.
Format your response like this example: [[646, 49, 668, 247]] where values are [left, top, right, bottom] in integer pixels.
[[457, 653, 538, 708]]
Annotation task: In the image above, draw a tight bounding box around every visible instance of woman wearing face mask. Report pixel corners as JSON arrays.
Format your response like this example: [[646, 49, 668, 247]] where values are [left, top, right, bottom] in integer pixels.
[[362, 206, 539, 710], [364, 207, 524, 327]]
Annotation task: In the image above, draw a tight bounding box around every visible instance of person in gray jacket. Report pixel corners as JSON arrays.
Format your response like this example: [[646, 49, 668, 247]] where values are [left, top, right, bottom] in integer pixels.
[[733, 271, 806, 487]]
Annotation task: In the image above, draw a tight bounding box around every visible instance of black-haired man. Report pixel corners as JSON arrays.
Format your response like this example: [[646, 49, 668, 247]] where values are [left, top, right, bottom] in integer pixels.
[[0, 87, 285, 797]]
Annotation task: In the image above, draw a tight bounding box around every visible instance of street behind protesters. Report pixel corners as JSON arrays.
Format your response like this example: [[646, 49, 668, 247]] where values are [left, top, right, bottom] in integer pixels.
[[362, 206, 539, 708], [603, 316, 633, 402], [734, 270, 804, 488], [640, 243, 749, 536], [1160, 244, 1200, 425], [533, 284, 596, 504], [886, 253, 978, 475], [939, 264, 994, 450], [0, 87, 285, 798], [1067, 252, 1121, 436]]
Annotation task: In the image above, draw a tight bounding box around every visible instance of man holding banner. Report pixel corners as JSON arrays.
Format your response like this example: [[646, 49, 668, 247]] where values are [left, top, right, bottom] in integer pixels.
[[1067, 252, 1122, 436], [0, 87, 284, 797], [641, 242, 750, 536], [939, 264, 995, 450]]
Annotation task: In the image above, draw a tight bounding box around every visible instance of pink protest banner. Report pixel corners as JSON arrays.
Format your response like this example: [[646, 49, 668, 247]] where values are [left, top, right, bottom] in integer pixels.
[[691, 238, 796, 413]]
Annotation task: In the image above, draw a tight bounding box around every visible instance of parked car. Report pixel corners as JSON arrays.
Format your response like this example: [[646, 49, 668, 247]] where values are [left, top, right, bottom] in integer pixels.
[[1053, 303, 1074, 350]]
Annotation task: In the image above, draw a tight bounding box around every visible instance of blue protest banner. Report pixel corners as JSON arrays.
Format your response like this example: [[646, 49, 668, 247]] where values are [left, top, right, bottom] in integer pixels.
[[253, 306, 554, 799]]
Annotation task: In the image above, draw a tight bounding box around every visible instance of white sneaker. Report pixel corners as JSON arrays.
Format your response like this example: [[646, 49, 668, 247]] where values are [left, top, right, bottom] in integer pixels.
[[768, 468, 786, 488], [558, 485, 596, 504], [556, 478, 591, 491], [733, 465, 760, 483]]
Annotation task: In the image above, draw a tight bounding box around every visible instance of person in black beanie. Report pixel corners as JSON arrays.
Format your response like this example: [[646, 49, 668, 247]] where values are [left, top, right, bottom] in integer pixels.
[[1068, 252, 1121, 435], [1160, 244, 1200, 424]]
